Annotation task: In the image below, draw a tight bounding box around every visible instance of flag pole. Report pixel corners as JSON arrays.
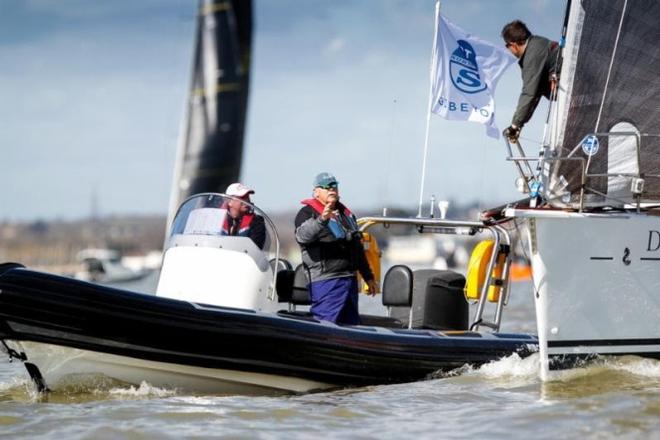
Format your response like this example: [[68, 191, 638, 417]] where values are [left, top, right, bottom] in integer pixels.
[[417, 0, 441, 217]]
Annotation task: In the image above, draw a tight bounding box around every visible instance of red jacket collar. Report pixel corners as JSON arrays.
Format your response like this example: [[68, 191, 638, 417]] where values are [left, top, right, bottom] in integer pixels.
[[301, 198, 352, 216]]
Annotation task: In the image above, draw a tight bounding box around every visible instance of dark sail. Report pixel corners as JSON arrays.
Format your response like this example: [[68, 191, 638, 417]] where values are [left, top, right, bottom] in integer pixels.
[[546, 0, 660, 207], [168, 0, 252, 222]]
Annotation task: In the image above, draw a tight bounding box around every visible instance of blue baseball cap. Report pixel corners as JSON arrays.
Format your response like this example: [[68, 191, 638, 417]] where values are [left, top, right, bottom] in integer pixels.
[[313, 172, 339, 188]]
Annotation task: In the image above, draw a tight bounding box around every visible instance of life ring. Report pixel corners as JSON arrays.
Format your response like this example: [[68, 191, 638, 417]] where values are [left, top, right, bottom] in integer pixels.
[[465, 240, 506, 302]]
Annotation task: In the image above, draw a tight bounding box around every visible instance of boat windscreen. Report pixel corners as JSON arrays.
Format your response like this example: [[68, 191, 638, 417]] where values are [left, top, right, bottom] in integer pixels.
[[168, 193, 278, 255]]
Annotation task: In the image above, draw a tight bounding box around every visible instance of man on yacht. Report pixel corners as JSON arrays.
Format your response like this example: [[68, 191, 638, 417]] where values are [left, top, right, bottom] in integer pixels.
[[501, 20, 559, 143], [294, 172, 377, 325], [223, 183, 266, 249]]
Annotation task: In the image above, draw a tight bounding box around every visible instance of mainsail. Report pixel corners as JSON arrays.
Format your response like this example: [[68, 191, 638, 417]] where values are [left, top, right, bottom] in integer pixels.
[[544, 0, 660, 208], [167, 0, 252, 225]]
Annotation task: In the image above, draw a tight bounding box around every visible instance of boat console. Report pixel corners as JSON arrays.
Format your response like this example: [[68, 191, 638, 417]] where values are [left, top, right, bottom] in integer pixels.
[[156, 193, 281, 312]]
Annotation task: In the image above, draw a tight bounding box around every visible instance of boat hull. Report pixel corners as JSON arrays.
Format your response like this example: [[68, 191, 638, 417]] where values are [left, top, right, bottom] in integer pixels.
[[0, 268, 536, 394], [508, 210, 660, 378], [4, 341, 329, 395]]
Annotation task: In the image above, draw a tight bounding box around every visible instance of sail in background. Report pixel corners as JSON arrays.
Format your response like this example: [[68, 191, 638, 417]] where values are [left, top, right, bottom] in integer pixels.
[[546, 0, 660, 207], [167, 0, 252, 227]]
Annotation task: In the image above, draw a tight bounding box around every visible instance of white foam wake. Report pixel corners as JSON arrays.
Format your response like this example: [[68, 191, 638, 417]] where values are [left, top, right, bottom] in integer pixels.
[[108, 380, 177, 397], [475, 352, 540, 379]]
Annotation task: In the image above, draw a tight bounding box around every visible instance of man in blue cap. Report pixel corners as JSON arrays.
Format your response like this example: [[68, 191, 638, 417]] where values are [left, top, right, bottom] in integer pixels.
[[294, 172, 377, 325]]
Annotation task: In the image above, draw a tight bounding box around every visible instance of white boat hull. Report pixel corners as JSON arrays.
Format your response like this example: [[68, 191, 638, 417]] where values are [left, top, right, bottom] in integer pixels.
[[7, 340, 332, 395], [508, 209, 660, 379]]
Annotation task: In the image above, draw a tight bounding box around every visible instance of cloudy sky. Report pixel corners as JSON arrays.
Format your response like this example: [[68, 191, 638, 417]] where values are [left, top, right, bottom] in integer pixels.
[[0, 0, 564, 221]]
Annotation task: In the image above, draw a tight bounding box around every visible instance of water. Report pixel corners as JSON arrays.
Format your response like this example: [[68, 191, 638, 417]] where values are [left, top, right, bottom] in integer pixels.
[[1, 278, 659, 439]]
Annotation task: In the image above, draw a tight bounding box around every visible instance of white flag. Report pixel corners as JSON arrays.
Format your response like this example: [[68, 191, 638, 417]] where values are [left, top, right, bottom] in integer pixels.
[[430, 12, 515, 138]]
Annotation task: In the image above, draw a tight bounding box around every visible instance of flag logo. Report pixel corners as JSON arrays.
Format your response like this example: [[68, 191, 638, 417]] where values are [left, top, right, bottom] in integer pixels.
[[430, 13, 515, 138], [450, 40, 486, 94]]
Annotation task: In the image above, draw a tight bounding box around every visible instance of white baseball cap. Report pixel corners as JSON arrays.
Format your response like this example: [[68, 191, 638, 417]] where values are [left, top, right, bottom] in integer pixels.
[[226, 182, 255, 197]]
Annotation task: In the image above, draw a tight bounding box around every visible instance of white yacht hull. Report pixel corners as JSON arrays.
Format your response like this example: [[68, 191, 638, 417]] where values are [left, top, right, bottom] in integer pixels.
[[6, 340, 332, 395], [508, 209, 660, 379]]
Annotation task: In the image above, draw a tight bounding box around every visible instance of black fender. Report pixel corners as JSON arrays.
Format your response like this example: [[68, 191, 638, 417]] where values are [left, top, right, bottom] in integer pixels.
[[0, 263, 25, 276]]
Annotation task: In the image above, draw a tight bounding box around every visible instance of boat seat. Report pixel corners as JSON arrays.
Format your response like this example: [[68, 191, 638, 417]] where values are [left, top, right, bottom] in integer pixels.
[[275, 269, 295, 302], [382, 265, 413, 307], [275, 264, 312, 306], [290, 264, 312, 305], [269, 257, 293, 273], [381, 264, 414, 328]]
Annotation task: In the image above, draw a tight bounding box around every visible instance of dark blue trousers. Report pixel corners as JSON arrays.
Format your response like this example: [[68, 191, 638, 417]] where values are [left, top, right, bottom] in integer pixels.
[[309, 276, 360, 325]]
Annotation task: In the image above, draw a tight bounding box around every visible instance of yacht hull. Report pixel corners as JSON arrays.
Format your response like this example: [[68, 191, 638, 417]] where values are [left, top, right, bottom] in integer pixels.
[[508, 209, 660, 379]]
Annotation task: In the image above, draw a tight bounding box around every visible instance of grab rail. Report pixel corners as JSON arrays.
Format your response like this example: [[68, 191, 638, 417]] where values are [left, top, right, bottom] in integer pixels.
[[357, 216, 513, 332]]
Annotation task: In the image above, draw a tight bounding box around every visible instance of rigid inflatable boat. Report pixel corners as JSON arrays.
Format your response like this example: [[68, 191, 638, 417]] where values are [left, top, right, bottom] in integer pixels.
[[0, 193, 537, 395]]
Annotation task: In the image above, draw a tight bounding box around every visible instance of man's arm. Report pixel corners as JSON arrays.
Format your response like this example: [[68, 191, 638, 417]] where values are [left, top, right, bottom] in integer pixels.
[[356, 245, 374, 282], [250, 216, 266, 249], [294, 207, 327, 244], [512, 40, 548, 127]]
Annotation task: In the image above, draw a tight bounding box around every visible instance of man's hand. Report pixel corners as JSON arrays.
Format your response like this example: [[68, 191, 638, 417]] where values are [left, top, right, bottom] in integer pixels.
[[503, 125, 521, 143], [365, 279, 378, 296], [320, 198, 338, 222]]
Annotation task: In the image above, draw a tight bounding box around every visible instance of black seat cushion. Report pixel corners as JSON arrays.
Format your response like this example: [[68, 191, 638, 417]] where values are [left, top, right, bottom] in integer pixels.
[[275, 269, 295, 303], [382, 265, 413, 307], [291, 264, 312, 305], [270, 258, 293, 273]]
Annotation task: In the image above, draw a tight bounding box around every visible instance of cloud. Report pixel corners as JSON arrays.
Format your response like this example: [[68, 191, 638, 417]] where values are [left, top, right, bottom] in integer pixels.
[[325, 37, 346, 54]]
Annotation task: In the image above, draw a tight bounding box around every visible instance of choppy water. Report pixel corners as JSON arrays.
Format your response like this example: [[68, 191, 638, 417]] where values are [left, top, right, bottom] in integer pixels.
[[1, 277, 659, 439]]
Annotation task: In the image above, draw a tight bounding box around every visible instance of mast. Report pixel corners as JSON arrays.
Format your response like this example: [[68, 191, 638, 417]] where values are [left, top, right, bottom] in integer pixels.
[[166, 0, 252, 232]]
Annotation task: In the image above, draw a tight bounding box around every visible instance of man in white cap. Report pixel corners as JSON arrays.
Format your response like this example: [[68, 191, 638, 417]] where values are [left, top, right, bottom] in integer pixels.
[[223, 183, 266, 249]]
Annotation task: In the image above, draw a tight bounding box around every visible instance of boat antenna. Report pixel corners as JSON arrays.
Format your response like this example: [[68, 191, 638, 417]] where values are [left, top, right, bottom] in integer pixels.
[[417, 0, 442, 217]]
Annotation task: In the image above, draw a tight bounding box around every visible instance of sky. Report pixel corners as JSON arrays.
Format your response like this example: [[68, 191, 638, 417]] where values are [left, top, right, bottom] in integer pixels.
[[0, 0, 565, 221]]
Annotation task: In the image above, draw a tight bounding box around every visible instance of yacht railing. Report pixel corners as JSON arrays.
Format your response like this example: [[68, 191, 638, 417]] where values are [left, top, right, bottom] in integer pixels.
[[357, 216, 513, 332], [505, 132, 660, 212]]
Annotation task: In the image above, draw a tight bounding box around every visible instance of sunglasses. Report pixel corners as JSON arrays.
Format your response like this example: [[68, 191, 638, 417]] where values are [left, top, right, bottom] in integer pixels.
[[318, 183, 338, 190]]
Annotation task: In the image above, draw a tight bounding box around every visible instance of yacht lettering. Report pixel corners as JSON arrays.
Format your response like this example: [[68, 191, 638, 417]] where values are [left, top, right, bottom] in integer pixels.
[[622, 247, 631, 266], [647, 230, 660, 251]]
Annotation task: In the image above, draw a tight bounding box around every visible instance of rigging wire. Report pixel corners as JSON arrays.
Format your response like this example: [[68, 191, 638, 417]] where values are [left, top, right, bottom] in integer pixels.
[[539, 0, 571, 197], [586, 0, 628, 180], [594, 0, 628, 134]]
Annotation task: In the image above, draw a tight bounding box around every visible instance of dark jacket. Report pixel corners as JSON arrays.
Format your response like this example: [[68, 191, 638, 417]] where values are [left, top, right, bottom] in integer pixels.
[[225, 213, 266, 249], [294, 202, 374, 283], [512, 35, 560, 128]]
